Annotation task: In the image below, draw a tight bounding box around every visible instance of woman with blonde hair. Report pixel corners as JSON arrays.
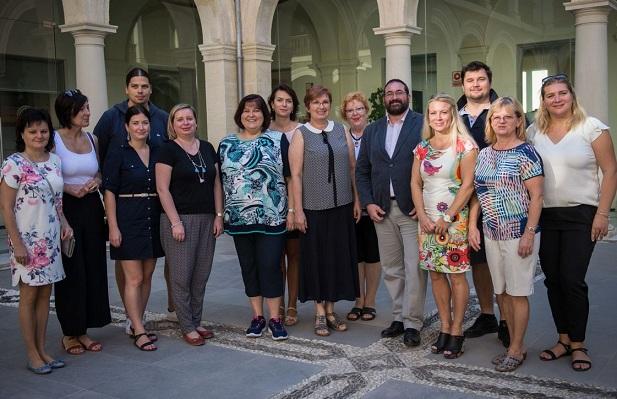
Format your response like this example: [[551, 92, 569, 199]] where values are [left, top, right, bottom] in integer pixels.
[[340, 91, 381, 322], [528, 75, 617, 371], [471, 97, 544, 372], [156, 104, 224, 346], [411, 93, 477, 358]]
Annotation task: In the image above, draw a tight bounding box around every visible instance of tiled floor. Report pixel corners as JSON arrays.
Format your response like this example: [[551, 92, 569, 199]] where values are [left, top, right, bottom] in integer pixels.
[[1, 230, 617, 398]]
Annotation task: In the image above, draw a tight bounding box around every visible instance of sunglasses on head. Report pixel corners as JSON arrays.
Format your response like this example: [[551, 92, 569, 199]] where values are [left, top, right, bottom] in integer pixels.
[[541, 74, 568, 87], [64, 89, 81, 97]]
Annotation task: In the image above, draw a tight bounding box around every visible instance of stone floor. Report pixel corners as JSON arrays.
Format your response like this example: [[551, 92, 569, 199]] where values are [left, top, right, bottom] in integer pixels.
[[1, 226, 617, 398]]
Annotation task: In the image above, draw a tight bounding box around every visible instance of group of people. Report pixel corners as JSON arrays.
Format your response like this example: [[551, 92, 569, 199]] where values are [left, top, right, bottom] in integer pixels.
[[1, 61, 615, 376]]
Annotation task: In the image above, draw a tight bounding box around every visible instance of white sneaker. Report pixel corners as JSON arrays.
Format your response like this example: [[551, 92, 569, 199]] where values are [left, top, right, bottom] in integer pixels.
[[124, 318, 132, 335], [166, 310, 178, 322]]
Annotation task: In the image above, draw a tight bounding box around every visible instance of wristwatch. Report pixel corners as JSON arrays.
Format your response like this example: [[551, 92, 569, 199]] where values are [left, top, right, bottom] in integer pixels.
[[442, 214, 452, 223]]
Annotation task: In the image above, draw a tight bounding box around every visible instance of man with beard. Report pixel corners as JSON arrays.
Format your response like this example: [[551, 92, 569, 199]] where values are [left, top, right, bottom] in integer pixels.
[[456, 61, 509, 348], [356, 79, 427, 346]]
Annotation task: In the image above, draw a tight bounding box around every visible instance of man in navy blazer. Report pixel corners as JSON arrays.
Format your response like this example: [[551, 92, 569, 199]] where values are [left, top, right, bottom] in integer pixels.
[[356, 79, 428, 346]]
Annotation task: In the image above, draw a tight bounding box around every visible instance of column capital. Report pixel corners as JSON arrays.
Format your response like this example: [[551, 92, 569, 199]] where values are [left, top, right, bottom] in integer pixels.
[[59, 22, 117, 35], [564, 0, 617, 12], [198, 44, 236, 62], [242, 43, 276, 62], [373, 25, 422, 37]]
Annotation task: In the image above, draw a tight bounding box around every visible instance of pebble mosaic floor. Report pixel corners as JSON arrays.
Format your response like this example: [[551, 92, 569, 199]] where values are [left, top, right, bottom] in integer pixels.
[[2, 286, 617, 399]]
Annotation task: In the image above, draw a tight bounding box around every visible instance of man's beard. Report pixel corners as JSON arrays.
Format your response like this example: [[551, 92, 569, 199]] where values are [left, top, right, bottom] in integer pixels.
[[386, 99, 409, 116]]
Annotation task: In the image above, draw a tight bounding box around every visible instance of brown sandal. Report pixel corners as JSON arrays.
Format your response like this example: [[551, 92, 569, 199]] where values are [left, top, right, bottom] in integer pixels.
[[314, 315, 330, 336], [62, 336, 84, 355], [284, 307, 298, 326], [326, 313, 348, 332]]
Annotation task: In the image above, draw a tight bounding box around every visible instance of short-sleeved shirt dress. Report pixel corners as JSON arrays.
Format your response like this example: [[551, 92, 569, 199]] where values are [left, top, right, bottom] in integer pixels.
[[102, 143, 164, 260], [413, 136, 476, 273], [0, 153, 65, 286]]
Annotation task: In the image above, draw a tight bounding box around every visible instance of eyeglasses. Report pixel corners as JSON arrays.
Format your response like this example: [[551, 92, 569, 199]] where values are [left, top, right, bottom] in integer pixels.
[[64, 89, 81, 97], [384, 90, 407, 99], [491, 115, 516, 123], [541, 74, 568, 87], [345, 106, 366, 115]]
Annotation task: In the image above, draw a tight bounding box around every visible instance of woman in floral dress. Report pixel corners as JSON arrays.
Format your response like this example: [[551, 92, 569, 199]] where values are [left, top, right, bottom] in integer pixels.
[[0, 107, 73, 374], [411, 94, 477, 359]]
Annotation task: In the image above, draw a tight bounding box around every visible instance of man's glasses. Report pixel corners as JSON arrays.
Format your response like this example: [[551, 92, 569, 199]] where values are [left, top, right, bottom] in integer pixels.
[[384, 90, 407, 99]]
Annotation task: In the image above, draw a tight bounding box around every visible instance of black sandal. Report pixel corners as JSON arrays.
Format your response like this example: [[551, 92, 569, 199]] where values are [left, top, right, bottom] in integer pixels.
[[130, 326, 158, 342], [443, 335, 465, 359], [431, 332, 450, 354], [133, 333, 157, 351], [346, 307, 362, 321], [361, 307, 376, 321], [571, 347, 592, 371], [540, 340, 571, 361]]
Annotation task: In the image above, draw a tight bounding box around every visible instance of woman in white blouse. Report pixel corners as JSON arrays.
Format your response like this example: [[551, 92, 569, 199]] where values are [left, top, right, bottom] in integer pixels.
[[528, 74, 617, 372]]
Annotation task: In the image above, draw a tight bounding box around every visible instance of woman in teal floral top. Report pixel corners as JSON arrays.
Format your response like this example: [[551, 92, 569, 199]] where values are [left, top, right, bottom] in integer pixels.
[[219, 94, 291, 341], [0, 107, 73, 374], [411, 94, 477, 359]]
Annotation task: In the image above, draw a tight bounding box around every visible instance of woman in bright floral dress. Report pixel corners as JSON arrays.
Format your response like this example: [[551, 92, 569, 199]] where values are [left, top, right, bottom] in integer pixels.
[[411, 94, 477, 359], [0, 107, 73, 374]]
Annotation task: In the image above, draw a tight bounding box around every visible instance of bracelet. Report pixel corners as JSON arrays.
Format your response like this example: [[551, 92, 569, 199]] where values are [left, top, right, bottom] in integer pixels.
[[216, 212, 223, 217], [171, 221, 183, 228], [596, 210, 610, 217], [526, 225, 537, 234], [288, 208, 295, 213]]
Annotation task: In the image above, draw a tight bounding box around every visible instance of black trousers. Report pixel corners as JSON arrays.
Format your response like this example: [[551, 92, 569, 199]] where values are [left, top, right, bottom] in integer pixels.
[[54, 193, 111, 336], [233, 233, 285, 298], [539, 205, 596, 342]]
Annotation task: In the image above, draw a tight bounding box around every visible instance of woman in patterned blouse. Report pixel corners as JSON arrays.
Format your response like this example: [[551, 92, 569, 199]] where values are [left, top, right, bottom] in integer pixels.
[[470, 97, 544, 372]]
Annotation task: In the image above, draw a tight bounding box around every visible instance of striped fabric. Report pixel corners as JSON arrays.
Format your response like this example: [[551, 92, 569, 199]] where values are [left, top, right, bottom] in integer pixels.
[[474, 143, 543, 240]]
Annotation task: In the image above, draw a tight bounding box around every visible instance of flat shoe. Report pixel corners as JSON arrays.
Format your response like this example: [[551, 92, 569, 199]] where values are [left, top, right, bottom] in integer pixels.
[[346, 307, 362, 321], [495, 354, 524, 372], [47, 359, 66, 369], [284, 307, 298, 326], [540, 340, 570, 361], [134, 333, 157, 351], [78, 339, 102, 352], [62, 337, 84, 355], [314, 315, 330, 336], [492, 351, 526, 365], [183, 333, 205, 346], [326, 313, 347, 332], [361, 307, 376, 321], [129, 327, 157, 342], [27, 363, 52, 375], [571, 347, 592, 372], [196, 327, 214, 339]]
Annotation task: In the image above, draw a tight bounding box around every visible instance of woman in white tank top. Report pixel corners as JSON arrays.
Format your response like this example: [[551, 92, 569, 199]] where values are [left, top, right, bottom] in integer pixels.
[[53, 89, 111, 355]]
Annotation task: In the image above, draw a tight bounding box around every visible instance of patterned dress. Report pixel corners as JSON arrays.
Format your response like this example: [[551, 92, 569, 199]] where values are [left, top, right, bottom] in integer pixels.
[[0, 153, 65, 286], [413, 137, 476, 273]]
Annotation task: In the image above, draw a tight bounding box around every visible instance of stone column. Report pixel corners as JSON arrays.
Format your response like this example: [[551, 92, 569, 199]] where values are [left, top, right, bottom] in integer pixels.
[[199, 44, 238, 145], [242, 43, 276, 99], [59, 22, 117, 125], [373, 25, 422, 90], [564, 0, 616, 123]]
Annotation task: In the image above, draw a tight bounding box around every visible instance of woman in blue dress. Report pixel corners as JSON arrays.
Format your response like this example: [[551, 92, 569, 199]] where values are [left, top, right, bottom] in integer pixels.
[[103, 105, 164, 351]]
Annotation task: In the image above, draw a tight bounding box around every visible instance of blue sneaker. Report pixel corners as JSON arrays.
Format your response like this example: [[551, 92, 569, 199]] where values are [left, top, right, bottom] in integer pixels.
[[268, 318, 289, 341], [246, 316, 266, 337]]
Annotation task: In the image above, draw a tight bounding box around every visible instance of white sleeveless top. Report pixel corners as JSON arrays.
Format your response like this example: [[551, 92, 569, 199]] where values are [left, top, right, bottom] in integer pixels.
[[54, 131, 99, 185]]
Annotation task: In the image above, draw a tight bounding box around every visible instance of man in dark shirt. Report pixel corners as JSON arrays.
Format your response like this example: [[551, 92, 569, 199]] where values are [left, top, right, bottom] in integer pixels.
[[456, 61, 509, 347]]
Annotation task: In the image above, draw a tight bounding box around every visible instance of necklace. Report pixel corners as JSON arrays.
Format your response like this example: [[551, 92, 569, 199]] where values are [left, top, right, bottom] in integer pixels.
[[177, 139, 207, 183], [349, 131, 362, 150]]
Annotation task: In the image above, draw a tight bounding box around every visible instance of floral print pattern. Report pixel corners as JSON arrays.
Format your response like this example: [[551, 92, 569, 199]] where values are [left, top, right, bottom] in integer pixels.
[[0, 153, 65, 286], [413, 137, 476, 273]]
